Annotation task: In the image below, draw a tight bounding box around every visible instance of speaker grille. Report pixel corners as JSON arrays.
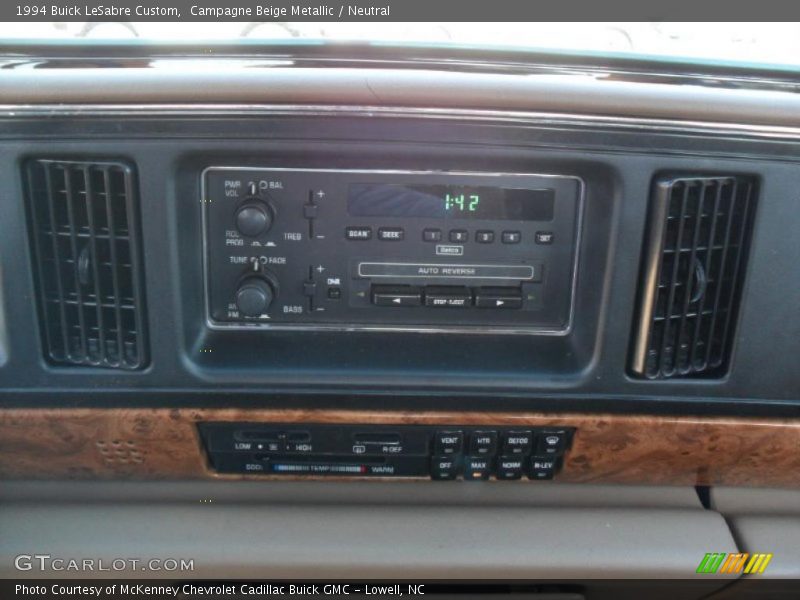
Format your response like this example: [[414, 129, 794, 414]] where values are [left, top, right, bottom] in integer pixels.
[[25, 159, 148, 369], [631, 175, 757, 379]]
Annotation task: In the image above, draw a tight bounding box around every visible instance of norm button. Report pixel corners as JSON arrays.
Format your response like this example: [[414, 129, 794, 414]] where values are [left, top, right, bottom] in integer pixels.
[[501, 430, 533, 455], [435, 430, 464, 455], [371, 285, 422, 307], [496, 456, 524, 480]]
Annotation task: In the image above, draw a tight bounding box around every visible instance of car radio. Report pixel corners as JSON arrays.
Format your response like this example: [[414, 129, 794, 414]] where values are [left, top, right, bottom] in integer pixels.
[[202, 168, 583, 333]]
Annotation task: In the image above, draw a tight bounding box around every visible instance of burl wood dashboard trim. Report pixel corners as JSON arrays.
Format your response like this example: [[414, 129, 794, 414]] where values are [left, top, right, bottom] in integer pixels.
[[1, 408, 799, 487]]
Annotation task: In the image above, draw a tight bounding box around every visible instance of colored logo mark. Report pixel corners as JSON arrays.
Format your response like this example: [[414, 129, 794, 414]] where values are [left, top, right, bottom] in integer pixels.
[[697, 552, 773, 574]]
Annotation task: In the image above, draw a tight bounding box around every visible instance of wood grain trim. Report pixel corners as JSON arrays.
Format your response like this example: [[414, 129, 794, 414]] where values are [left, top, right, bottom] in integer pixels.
[[1, 408, 799, 487]]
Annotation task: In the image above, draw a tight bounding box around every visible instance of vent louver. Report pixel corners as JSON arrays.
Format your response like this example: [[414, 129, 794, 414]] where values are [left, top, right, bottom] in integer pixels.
[[25, 159, 148, 369], [631, 175, 756, 379]]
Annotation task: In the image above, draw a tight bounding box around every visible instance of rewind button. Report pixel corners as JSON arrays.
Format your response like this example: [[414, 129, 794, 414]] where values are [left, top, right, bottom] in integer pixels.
[[371, 285, 423, 307]]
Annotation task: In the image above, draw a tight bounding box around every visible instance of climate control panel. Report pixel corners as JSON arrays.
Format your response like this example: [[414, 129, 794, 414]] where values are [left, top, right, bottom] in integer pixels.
[[202, 167, 583, 333], [200, 423, 575, 480]]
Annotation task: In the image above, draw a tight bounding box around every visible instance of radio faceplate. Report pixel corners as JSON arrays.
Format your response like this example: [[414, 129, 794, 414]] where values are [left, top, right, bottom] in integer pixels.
[[202, 168, 583, 333]]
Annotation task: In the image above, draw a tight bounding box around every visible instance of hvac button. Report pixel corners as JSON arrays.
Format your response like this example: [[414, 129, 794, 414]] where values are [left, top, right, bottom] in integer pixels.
[[536, 430, 569, 455], [371, 285, 422, 307], [431, 455, 459, 480], [529, 456, 557, 480], [434, 430, 463, 455], [501, 430, 533, 455], [424, 286, 472, 308], [496, 456, 524, 480], [469, 430, 498, 456], [474, 287, 522, 309], [463, 456, 492, 480]]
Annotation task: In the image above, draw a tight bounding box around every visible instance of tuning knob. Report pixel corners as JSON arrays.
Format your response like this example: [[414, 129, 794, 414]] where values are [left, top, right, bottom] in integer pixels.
[[235, 200, 273, 237], [235, 277, 275, 317]]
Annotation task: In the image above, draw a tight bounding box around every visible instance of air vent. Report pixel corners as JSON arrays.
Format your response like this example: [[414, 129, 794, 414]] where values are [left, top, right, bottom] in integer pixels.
[[631, 175, 756, 379], [24, 159, 148, 369]]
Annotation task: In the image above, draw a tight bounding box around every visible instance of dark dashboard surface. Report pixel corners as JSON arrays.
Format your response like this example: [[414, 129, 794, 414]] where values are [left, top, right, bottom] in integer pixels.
[[0, 46, 798, 418]]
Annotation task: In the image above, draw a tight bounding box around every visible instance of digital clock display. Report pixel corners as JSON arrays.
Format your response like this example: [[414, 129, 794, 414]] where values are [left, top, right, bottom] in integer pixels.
[[347, 184, 555, 221]]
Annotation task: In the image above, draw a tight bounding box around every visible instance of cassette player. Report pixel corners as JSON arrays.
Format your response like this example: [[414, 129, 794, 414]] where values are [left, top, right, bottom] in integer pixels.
[[202, 167, 583, 333]]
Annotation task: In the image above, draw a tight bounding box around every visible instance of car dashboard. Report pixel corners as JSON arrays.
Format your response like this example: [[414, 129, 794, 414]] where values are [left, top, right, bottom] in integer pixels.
[[0, 43, 799, 597]]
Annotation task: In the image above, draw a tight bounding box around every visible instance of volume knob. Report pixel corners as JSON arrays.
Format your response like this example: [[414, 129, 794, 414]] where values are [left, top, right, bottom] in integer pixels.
[[235, 278, 275, 317], [235, 201, 273, 237]]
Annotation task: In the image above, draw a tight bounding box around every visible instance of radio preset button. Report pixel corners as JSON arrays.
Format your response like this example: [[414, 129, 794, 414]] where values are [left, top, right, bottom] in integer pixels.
[[371, 285, 423, 307], [424, 286, 472, 308], [449, 229, 468, 243], [423, 228, 442, 242], [434, 430, 463, 455], [475, 230, 495, 244], [501, 231, 522, 244], [378, 227, 405, 241], [474, 287, 523, 309], [345, 226, 372, 241]]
